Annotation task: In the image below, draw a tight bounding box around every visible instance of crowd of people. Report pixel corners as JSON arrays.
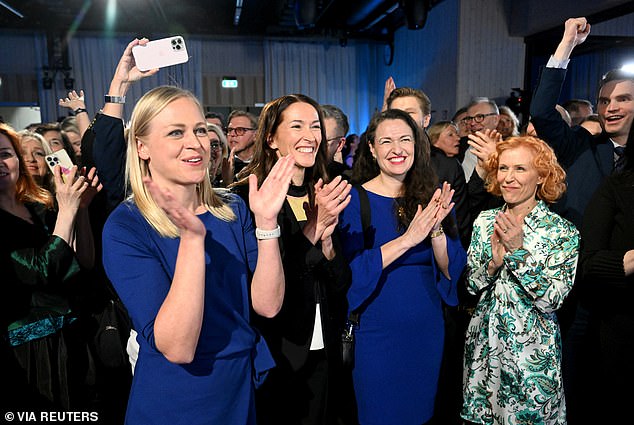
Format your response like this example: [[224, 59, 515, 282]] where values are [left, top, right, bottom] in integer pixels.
[[2, 16, 633, 425]]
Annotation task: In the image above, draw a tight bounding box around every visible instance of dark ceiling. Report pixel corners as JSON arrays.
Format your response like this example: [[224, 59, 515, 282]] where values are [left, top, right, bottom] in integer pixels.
[[0, 0, 445, 42]]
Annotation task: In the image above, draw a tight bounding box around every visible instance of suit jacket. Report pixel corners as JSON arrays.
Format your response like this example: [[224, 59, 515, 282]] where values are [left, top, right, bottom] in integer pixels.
[[578, 170, 634, 420], [529, 66, 614, 229], [430, 147, 470, 248]]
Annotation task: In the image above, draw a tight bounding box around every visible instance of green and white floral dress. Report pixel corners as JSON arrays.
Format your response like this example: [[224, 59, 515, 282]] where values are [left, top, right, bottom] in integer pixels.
[[461, 201, 579, 425]]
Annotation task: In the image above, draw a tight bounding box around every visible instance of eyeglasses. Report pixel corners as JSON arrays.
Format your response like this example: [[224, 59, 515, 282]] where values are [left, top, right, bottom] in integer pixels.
[[210, 142, 221, 150], [326, 136, 345, 144], [461, 112, 497, 124], [226, 127, 255, 136]]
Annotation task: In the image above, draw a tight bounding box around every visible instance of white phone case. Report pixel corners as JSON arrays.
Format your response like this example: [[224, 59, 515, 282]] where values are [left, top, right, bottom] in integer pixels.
[[45, 149, 74, 182], [132, 36, 189, 71]]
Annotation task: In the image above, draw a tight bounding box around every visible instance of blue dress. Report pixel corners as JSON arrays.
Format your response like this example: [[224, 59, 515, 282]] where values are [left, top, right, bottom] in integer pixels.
[[338, 187, 466, 425], [102, 195, 274, 425]]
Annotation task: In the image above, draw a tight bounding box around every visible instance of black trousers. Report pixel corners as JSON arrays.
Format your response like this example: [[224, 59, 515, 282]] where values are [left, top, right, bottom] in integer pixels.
[[256, 349, 329, 425]]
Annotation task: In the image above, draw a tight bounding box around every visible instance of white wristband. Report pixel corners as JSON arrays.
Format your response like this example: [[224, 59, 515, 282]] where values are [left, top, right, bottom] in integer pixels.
[[255, 225, 281, 240]]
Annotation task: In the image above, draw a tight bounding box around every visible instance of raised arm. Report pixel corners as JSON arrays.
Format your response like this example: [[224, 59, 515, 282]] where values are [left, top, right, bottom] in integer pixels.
[[553, 17, 591, 63], [248, 155, 296, 317], [59, 90, 91, 136], [102, 38, 158, 119], [91, 39, 159, 209], [529, 18, 592, 164]]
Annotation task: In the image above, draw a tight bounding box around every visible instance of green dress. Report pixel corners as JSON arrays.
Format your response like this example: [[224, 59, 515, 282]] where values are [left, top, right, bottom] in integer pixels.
[[1, 203, 84, 410], [461, 201, 579, 425]]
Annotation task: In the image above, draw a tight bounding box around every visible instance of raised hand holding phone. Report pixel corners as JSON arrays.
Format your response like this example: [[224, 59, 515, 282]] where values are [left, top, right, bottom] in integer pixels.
[[132, 36, 189, 71]]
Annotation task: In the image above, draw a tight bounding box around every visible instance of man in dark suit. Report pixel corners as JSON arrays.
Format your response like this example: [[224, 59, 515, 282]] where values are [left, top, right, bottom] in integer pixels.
[[530, 17, 633, 228], [530, 17, 634, 425]]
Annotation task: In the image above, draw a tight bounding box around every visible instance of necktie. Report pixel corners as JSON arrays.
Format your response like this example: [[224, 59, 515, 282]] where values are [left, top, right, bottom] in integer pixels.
[[614, 145, 626, 172]]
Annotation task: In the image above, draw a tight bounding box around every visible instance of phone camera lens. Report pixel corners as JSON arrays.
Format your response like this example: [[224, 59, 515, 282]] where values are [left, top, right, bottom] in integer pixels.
[[177, 39, 182, 44], [171, 39, 177, 45], [49, 161, 55, 166], [175, 45, 181, 50]]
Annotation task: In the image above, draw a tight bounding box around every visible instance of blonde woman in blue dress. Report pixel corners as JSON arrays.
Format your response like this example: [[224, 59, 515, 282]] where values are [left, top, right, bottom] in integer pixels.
[[462, 136, 579, 425]]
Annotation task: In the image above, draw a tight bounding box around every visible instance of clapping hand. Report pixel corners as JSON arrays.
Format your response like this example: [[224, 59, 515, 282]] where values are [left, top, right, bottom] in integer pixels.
[[468, 129, 500, 163], [303, 176, 351, 244], [402, 182, 454, 248], [488, 210, 524, 274], [493, 211, 524, 252], [433, 181, 455, 224], [248, 155, 296, 229], [144, 177, 206, 237]]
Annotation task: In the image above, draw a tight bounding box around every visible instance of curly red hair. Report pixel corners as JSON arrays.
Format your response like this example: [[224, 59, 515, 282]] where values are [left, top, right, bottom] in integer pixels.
[[484, 136, 566, 203]]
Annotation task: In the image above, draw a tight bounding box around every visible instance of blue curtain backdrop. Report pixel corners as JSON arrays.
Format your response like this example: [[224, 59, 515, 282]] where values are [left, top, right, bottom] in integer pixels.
[[263, 39, 380, 135]]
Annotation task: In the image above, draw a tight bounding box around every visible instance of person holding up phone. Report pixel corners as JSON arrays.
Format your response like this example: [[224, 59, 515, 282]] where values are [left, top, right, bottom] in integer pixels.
[[0, 123, 103, 411]]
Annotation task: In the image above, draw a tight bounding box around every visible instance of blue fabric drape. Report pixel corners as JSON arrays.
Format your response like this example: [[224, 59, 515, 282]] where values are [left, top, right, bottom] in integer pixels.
[[264, 40, 380, 135]]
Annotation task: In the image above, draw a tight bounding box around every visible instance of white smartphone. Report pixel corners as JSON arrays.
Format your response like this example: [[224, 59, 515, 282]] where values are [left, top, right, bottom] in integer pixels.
[[132, 36, 189, 71], [45, 149, 74, 182]]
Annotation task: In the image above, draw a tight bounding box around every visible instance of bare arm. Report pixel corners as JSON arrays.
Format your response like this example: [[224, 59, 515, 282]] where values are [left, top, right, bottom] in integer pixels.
[[144, 178, 207, 364], [249, 156, 296, 317], [59, 90, 90, 136], [102, 38, 159, 119], [553, 17, 591, 62]]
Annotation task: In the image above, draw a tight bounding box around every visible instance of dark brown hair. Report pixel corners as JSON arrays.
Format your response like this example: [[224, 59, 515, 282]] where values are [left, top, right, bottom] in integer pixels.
[[234, 94, 329, 205], [352, 109, 441, 231]]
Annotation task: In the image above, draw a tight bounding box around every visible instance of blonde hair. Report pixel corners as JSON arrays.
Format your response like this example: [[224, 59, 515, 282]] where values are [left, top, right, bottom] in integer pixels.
[[126, 86, 235, 238]]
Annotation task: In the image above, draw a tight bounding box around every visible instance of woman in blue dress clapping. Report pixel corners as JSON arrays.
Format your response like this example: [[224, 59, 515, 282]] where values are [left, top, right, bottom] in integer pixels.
[[339, 109, 467, 424]]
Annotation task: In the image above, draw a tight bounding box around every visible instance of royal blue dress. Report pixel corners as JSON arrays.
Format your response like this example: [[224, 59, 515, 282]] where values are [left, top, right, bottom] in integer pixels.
[[338, 187, 466, 425], [102, 195, 274, 425]]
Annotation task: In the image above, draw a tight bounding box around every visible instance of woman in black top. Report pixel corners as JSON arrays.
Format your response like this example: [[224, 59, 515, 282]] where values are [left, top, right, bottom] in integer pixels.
[[234, 94, 352, 425]]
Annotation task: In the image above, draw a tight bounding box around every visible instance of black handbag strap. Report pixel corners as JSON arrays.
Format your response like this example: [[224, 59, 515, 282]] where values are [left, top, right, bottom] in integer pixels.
[[348, 185, 372, 325], [355, 184, 371, 249]]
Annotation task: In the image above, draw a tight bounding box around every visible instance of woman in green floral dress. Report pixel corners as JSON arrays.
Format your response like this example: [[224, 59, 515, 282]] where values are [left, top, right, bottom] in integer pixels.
[[462, 136, 579, 425]]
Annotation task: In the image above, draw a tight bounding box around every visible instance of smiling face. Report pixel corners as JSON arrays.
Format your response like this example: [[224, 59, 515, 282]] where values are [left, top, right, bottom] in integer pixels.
[[597, 79, 634, 144], [136, 97, 210, 192], [497, 146, 543, 211], [389, 96, 431, 129], [0, 133, 20, 195], [20, 136, 48, 183], [466, 102, 499, 134], [433, 124, 460, 157], [268, 102, 322, 172], [369, 118, 415, 182]]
